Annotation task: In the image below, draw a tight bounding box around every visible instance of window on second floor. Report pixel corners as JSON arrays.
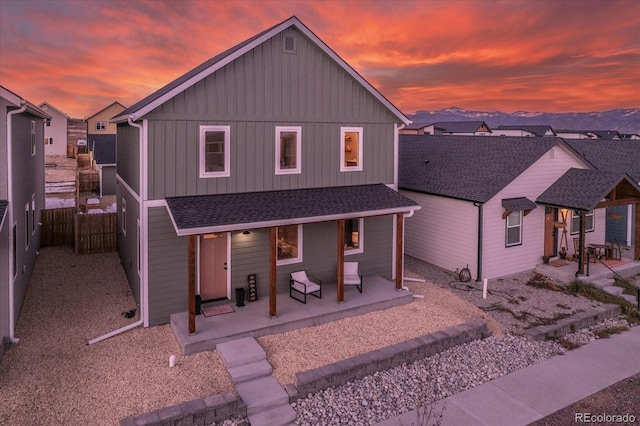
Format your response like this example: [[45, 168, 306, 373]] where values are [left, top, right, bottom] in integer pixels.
[[341, 127, 363, 171], [96, 121, 107, 131], [199, 125, 231, 178], [275, 126, 301, 175], [571, 210, 595, 234]]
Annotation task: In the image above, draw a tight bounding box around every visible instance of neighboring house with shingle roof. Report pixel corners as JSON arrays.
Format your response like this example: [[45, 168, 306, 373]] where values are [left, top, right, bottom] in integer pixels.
[[38, 102, 70, 156], [589, 130, 621, 140], [398, 134, 640, 280], [494, 125, 556, 137], [1, 86, 50, 359], [400, 121, 491, 136], [555, 129, 599, 139], [110, 16, 420, 329]]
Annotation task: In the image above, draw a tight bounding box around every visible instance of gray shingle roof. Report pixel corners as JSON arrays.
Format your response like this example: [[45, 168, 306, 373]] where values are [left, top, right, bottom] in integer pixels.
[[502, 197, 537, 212], [495, 125, 555, 137], [429, 121, 491, 133], [536, 168, 636, 211], [565, 139, 640, 183], [398, 135, 573, 203], [165, 184, 420, 235]]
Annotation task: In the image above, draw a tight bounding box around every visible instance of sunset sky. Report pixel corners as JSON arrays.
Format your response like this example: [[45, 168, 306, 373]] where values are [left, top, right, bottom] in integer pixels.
[[1, 0, 638, 118]]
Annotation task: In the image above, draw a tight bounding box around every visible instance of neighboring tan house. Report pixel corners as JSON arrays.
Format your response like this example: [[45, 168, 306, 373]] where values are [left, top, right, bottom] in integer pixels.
[[111, 16, 420, 329], [1, 86, 49, 359], [39, 101, 69, 156], [86, 101, 125, 149], [398, 135, 640, 281], [400, 121, 491, 136], [494, 125, 556, 137]]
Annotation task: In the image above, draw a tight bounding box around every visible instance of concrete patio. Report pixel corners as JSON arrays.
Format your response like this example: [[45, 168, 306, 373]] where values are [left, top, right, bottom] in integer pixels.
[[536, 256, 640, 285], [170, 275, 414, 355]]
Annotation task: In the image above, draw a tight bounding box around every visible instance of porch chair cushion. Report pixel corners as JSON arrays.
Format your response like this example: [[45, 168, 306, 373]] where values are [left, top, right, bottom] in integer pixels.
[[343, 262, 363, 293], [290, 271, 322, 303]]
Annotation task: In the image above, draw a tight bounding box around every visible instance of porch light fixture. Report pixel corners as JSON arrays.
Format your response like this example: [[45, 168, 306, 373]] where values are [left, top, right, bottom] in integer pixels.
[[242, 230, 251, 235]]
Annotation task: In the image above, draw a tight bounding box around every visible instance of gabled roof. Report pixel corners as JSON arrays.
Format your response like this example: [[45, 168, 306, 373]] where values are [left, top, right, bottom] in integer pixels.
[[428, 121, 491, 133], [1, 85, 51, 119], [86, 101, 126, 121], [502, 197, 537, 212], [589, 130, 621, 139], [398, 135, 590, 203], [38, 102, 70, 119], [165, 183, 420, 236], [113, 16, 408, 125], [495, 125, 556, 137], [536, 168, 640, 211], [565, 139, 640, 183]]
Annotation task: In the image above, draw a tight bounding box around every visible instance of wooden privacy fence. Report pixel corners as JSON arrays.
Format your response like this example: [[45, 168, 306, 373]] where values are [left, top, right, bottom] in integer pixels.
[[75, 212, 117, 255], [41, 208, 117, 255], [41, 207, 76, 247]]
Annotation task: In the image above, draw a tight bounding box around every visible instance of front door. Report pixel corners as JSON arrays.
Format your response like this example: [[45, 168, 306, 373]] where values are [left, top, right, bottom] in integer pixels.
[[544, 207, 557, 257], [199, 233, 228, 301]]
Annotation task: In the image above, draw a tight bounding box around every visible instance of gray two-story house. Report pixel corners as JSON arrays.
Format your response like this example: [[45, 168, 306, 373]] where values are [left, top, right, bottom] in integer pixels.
[[111, 16, 420, 330], [1, 86, 49, 358]]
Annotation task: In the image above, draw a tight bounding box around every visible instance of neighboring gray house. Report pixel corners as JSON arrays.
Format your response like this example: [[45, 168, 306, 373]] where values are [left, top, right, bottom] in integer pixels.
[[1, 86, 49, 359], [399, 135, 640, 281], [39, 101, 69, 156], [89, 136, 116, 196], [494, 125, 556, 137], [111, 16, 420, 329], [400, 121, 492, 136]]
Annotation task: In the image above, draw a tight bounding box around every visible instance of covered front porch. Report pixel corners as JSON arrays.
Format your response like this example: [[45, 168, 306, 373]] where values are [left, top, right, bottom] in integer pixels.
[[170, 275, 414, 355]]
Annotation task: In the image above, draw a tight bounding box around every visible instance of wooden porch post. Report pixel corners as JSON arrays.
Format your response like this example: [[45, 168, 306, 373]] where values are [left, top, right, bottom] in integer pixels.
[[395, 213, 404, 290], [635, 202, 640, 261], [269, 226, 277, 317], [578, 211, 586, 275], [337, 219, 345, 303], [188, 235, 196, 334]]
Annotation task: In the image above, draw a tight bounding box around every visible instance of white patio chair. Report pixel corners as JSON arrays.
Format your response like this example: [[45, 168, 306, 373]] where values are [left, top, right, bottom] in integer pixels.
[[344, 261, 363, 293], [290, 270, 322, 304]]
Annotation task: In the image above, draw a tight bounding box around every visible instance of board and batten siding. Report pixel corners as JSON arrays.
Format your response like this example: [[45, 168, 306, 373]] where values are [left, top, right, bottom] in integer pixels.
[[116, 186, 140, 302], [143, 27, 399, 200], [481, 145, 601, 279], [401, 190, 479, 279], [116, 123, 141, 195]]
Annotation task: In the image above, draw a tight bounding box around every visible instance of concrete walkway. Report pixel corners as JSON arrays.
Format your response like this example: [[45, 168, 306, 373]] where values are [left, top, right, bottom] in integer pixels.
[[378, 325, 640, 426]]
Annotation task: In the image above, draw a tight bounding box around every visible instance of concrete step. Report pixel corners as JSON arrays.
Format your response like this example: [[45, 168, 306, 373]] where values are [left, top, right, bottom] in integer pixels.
[[247, 404, 297, 426], [602, 286, 623, 296], [227, 359, 273, 384], [591, 278, 615, 288], [216, 337, 266, 368], [236, 376, 290, 416], [621, 294, 638, 304]]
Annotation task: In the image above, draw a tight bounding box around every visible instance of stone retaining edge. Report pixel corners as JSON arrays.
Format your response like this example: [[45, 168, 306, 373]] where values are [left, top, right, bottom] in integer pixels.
[[119, 392, 246, 426], [524, 304, 622, 341], [286, 320, 491, 402]]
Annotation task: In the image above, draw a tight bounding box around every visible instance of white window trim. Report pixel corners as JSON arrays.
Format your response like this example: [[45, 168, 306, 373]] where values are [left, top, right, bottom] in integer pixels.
[[345, 218, 364, 255], [505, 210, 522, 247], [276, 224, 303, 266], [96, 121, 106, 131], [24, 203, 30, 249], [31, 194, 36, 235], [340, 127, 363, 172], [31, 120, 36, 156], [121, 198, 127, 236], [199, 125, 231, 178], [275, 126, 302, 175], [570, 210, 595, 234]]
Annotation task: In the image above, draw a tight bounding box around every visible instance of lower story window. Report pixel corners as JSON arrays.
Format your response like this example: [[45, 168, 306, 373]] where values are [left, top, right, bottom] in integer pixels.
[[344, 218, 363, 254], [571, 210, 594, 234], [506, 211, 522, 247], [277, 224, 302, 265]]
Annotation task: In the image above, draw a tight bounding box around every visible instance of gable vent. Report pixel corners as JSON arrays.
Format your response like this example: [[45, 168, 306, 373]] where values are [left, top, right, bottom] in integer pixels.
[[283, 35, 296, 53]]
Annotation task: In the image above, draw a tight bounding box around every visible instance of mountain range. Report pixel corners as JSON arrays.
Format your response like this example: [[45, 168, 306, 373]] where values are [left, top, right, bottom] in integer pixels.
[[408, 107, 640, 135]]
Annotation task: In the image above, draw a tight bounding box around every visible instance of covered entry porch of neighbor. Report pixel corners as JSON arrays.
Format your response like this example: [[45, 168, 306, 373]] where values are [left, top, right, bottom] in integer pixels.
[[165, 184, 421, 350]]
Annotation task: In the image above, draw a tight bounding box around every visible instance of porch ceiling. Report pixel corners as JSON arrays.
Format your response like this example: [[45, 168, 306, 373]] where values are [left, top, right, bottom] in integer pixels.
[[165, 183, 420, 236], [536, 168, 640, 211]]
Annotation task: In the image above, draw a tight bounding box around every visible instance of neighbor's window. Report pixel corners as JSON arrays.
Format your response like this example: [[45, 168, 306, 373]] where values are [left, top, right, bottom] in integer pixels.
[[275, 126, 301, 175], [571, 210, 594, 234], [277, 224, 302, 265], [96, 121, 107, 131], [340, 127, 363, 171], [505, 211, 522, 247], [199, 125, 230, 178], [31, 120, 36, 156], [344, 218, 364, 255], [121, 198, 127, 236], [45, 137, 53, 145]]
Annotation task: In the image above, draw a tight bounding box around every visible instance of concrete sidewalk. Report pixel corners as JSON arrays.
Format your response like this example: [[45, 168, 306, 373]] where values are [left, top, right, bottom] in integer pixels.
[[378, 325, 640, 426]]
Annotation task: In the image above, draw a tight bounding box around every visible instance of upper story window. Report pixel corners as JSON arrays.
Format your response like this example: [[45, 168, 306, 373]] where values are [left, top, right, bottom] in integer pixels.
[[344, 218, 364, 255], [121, 198, 127, 236], [96, 122, 107, 131], [277, 224, 302, 265], [275, 126, 301, 175], [571, 210, 595, 234], [31, 120, 36, 156], [340, 127, 363, 172], [505, 211, 522, 247], [199, 125, 230, 178]]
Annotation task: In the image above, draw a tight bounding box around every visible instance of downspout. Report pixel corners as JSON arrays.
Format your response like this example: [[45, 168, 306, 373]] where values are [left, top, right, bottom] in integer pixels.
[[474, 202, 483, 281], [87, 116, 144, 344], [7, 100, 27, 344]]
